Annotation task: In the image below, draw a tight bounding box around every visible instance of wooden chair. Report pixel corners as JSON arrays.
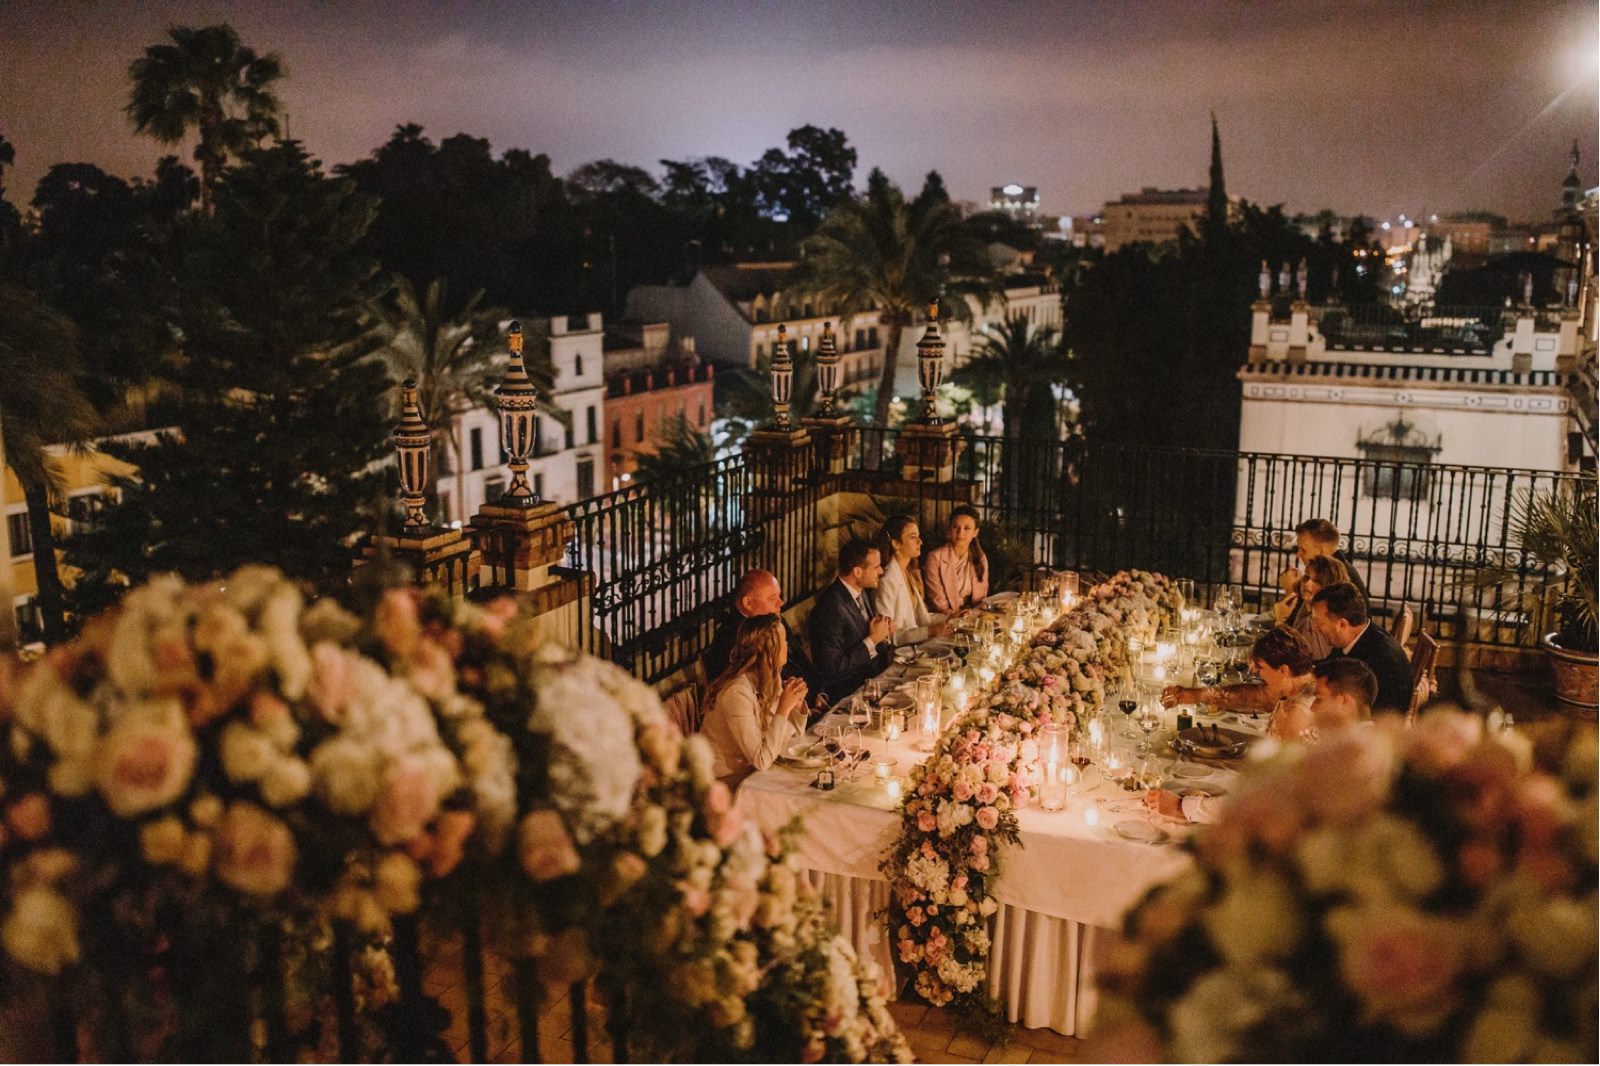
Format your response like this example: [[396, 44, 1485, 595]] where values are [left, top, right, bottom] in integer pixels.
[[1406, 631, 1439, 725], [1390, 604, 1416, 651], [659, 660, 707, 736]]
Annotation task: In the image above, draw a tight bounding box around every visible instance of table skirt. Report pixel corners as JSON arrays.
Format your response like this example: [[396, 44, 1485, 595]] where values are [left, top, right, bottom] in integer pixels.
[[801, 869, 1103, 1035]]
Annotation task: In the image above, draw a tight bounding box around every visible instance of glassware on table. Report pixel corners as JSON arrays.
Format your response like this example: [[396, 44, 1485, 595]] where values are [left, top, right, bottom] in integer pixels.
[[1135, 699, 1165, 756], [1111, 681, 1139, 736], [1135, 757, 1165, 792], [1194, 655, 1220, 689], [842, 726, 864, 777], [848, 695, 871, 733], [863, 678, 883, 706], [1175, 577, 1196, 609]]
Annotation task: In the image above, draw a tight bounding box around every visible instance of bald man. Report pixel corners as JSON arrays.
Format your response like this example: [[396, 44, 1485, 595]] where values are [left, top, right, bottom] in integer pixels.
[[704, 569, 819, 694]]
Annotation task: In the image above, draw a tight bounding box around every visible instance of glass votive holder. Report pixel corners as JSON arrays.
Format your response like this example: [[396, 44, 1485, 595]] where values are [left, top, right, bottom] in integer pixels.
[[1040, 761, 1072, 812], [885, 777, 903, 802], [874, 757, 896, 781], [884, 709, 904, 741]]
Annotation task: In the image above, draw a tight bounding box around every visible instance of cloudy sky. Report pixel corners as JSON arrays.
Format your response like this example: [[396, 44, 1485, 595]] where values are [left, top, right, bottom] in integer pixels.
[[2, 0, 1595, 221]]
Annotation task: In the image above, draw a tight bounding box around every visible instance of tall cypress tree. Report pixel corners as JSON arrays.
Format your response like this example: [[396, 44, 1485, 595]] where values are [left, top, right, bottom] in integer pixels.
[[1204, 112, 1229, 244], [70, 142, 391, 608]]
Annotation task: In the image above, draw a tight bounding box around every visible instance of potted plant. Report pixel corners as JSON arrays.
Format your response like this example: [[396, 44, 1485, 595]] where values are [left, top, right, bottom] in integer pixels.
[[1482, 473, 1597, 709]]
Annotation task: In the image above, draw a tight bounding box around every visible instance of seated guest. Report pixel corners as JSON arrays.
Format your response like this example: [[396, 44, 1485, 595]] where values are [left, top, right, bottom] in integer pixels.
[[874, 516, 948, 645], [1281, 518, 1369, 604], [808, 539, 895, 704], [701, 615, 810, 790], [923, 505, 990, 616], [1159, 626, 1317, 735], [705, 568, 818, 692], [1311, 657, 1377, 732], [1310, 581, 1412, 715], [1276, 555, 1351, 659]]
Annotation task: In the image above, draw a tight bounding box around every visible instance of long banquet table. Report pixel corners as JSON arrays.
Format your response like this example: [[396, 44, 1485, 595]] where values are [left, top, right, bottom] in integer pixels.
[[735, 675, 1256, 1034]]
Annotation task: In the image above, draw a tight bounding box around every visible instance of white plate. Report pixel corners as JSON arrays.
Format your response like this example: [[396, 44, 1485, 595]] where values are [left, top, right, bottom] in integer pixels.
[[1113, 820, 1168, 844], [778, 738, 828, 769], [981, 591, 1020, 606], [1171, 763, 1212, 780]]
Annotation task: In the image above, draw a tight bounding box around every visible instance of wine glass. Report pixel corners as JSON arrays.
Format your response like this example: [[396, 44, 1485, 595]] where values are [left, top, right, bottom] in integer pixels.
[[1135, 699, 1165, 756], [842, 726, 864, 777], [1114, 681, 1139, 737], [1194, 655, 1220, 689], [848, 696, 871, 736]]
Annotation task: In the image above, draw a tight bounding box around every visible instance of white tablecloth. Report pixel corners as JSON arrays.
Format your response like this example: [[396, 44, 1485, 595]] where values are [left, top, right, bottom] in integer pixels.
[[736, 719, 1242, 1032]]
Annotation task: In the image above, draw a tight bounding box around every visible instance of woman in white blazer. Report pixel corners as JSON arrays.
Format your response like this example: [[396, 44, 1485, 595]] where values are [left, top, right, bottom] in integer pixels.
[[873, 516, 947, 646], [700, 614, 809, 789]]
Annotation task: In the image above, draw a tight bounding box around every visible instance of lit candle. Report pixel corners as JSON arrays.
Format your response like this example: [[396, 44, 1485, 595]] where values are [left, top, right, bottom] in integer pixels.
[[874, 759, 893, 781], [885, 778, 903, 802], [1088, 717, 1105, 748], [884, 712, 903, 742], [1156, 640, 1177, 661], [1153, 663, 1167, 683], [1041, 759, 1067, 811]]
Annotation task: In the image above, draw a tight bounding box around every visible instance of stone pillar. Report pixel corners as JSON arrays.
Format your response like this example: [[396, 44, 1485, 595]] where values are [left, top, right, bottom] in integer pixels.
[[801, 322, 853, 472], [1247, 300, 1271, 363], [1511, 312, 1536, 375], [359, 378, 480, 598], [1287, 300, 1310, 364], [1556, 309, 1580, 374]]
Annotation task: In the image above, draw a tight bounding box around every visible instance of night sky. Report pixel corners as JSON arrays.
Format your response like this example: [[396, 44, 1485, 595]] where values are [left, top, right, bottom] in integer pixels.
[[2, 0, 1596, 222]]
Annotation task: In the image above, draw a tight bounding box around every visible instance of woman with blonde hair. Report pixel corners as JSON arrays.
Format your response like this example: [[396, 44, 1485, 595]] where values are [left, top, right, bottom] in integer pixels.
[[922, 505, 990, 616], [700, 614, 809, 789], [1275, 554, 1349, 658]]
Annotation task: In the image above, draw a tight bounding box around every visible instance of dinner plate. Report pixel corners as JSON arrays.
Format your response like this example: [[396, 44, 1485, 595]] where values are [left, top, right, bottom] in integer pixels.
[[980, 591, 1020, 607], [879, 691, 915, 713], [917, 639, 957, 657], [1170, 763, 1213, 780], [777, 737, 828, 769], [1113, 820, 1168, 844], [1173, 725, 1252, 758]]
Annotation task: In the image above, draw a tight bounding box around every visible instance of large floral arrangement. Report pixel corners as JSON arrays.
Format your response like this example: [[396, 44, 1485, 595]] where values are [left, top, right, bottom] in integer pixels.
[[351, 587, 912, 1062], [882, 570, 1179, 1011], [1093, 711, 1599, 1063], [0, 570, 907, 1063]]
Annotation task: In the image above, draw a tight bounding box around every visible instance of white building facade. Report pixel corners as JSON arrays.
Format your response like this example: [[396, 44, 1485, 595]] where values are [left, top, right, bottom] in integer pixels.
[[437, 313, 607, 522]]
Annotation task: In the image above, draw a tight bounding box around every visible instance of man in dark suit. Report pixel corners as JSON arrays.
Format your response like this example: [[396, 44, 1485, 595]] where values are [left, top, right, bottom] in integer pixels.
[[807, 539, 895, 704], [704, 569, 818, 691], [1311, 581, 1412, 714]]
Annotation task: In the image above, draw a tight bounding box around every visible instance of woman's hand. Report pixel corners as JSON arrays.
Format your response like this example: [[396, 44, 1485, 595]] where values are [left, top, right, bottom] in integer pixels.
[[1160, 685, 1199, 709], [1144, 789, 1184, 819], [778, 676, 808, 718]]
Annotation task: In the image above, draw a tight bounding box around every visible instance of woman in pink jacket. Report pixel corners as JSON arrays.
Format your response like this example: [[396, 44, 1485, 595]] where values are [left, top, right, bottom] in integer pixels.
[[922, 505, 990, 616]]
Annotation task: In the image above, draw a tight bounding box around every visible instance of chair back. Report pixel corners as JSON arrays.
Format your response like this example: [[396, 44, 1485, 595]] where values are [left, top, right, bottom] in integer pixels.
[[662, 686, 702, 736], [1390, 604, 1415, 650], [1406, 631, 1439, 725]]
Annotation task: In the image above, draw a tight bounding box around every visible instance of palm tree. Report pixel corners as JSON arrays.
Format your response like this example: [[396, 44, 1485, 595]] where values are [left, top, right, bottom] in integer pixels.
[[0, 286, 101, 645], [375, 279, 566, 523], [961, 315, 1068, 440], [960, 316, 1069, 512], [786, 169, 998, 427], [633, 412, 717, 486], [125, 24, 283, 211]]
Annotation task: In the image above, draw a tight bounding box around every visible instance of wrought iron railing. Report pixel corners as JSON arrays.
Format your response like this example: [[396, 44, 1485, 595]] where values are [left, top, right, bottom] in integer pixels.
[[528, 427, 1585, 683], [1314, 304, 1507, 353]]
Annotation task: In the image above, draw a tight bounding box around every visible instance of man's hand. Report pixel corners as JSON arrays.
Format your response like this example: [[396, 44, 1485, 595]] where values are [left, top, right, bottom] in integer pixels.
[[1277, 566, 1301, 595], [1160, 685, 1199, 709], [868, 614, 893, 646]]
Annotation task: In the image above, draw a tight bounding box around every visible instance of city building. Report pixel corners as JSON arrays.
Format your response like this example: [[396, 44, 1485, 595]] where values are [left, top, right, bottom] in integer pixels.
[[625, 264, 885, 391], [3, 434, 154, 644], [988, 183, 1041, 223], [437, 313, 607, 520], [1099, 187, 1210, 252], [891, 273, 1064, 397], [602, 321, 715, 489]]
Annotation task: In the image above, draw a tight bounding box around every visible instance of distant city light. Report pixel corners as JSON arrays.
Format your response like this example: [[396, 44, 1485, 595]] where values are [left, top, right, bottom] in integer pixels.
[[1381, 221, 1392, 230], [1002, 183, 1024, 196]]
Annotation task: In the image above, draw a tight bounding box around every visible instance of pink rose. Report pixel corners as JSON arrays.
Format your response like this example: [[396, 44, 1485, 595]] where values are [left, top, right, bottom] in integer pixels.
[[518, 810, 581, 881], [1402, 711, 1482, 775], [917, 811, 937, 833], [680, 883, 712, 917], [976, 806, 999, 830], [249, 692, 290, 729], [375, 589, 422, 655], [479, 596, 519, 642], [971, 853, 991, 872], [214, 802, 296, 896], [1514, 775, 1566, 847], [1297, 731, 1393, 823], [952, 779, 975, 802], [6, 794, 50, 840], [1336, 909, 1463, 1031], [371, 757, 442, 846], [424, 810, 476, 878], [711, 807, 745, 848], [705, 781, 732, 815], [406, 642, 455, 702], [307, 643, 354, 722], [95, 714, 198, 817], [970, 835, 988, 855], [976, 783, 998, 805]]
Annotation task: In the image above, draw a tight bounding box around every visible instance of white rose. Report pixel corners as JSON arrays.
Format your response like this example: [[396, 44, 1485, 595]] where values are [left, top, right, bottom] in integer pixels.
[[1205, 870, 1303, 964], [94, 702, 198, 817], [311, 738, 384, 815], [374, 852, 422, 914], [140, 816, 188, 865], [1509, 897, 1596, 979], [259, 758, 312, 808], [1, 886, 80, 975], [220, 724, 275, 783], [685, 735, 715, 790], [259, 584, 312, 700], [637, 805, 669, 858]]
